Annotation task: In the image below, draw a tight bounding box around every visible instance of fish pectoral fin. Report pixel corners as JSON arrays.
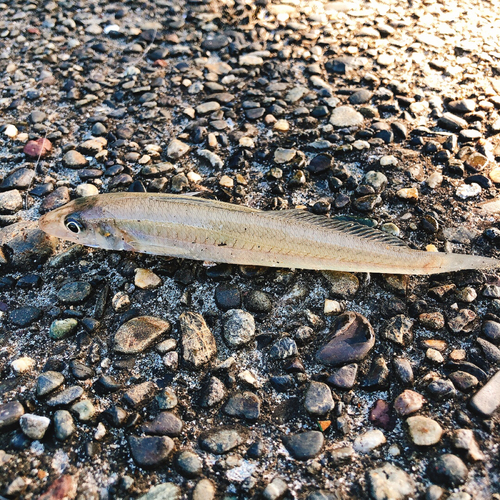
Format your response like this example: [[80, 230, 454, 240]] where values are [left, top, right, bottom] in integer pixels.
[[263, 209, 409, 248]]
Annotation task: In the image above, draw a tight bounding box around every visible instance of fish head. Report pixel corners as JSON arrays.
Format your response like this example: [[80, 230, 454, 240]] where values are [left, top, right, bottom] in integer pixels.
[[39, 195, 132, 251]]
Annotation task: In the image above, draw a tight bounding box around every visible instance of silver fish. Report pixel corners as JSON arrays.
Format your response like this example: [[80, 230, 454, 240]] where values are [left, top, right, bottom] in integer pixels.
[[38, 192, 499, 275]]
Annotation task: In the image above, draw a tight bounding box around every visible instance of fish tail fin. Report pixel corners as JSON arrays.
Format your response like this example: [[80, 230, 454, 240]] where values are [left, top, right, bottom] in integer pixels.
[[431, 253, 500, 274]]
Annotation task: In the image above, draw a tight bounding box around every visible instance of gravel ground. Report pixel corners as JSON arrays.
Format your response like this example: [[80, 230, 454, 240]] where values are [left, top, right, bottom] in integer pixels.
[[1, 0, 500, 498]]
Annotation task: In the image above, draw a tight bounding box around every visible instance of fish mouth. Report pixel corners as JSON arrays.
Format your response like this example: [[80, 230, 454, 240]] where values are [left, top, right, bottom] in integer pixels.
[[39, 205, 73, 239]]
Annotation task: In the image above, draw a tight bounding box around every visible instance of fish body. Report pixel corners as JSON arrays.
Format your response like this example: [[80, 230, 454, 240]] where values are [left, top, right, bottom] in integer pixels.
[[38, 193, 499, 275]]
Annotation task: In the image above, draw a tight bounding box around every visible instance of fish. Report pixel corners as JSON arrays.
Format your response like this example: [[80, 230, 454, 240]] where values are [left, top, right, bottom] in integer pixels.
[[38, 192, 499, 275]]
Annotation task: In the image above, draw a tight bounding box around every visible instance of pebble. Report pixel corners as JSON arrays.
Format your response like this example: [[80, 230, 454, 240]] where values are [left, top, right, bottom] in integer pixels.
[[470, 370, 500, 416], [167, 139, 190, 160], [23, 138, 52, 158], [452, 429, 485, 461], [282, 431, 324, 460], [322, 271, 359, 298], [9, 306, 43, 327], [366, 463, 415, 500], [114, 316, 170, 354], [129, 436, 175, 467], [353, 429, 386, 453], [0, 401, 24, 430], [199, 428, 245, 454], [49, 318, 78, 340], [316, 312, 375, 366], [37, 371, 65, 397], [456, 183, 481, 199], [11, 357, 35, 374], [138, 483, 180, 500], [180, 312, 217, 368], [46, 386, 84, 407], [224, 392, 260, 420], [0, 168, 35, 190], [53, 410, 75, 440], [57, 281, 92, 304], [62, 150, 88, 168], [222, 309, 255, 347], [482, 320, 500, 342], [192, 479, 215, 500], [200, 377, 226, 408], [263, 478, 288, 500], [20, 414, 51, 440], [327, 364, 358, 389], [123, 381, 157, 408], [406, 416, 443, 446], [304, 381, 335, 416], [0, 190, 23, 214], [175, 450, 203, 478], [382, 315, 414, 346], [71, 400, 95, 421], [330, 106, 364, 127], [142, 412, 183, 437], [215, 283, 241, 309], [394, 390, 425, 416], [269, 337, 298, 359], [429, 454, 468, 487], [244, 290, 272, 313]]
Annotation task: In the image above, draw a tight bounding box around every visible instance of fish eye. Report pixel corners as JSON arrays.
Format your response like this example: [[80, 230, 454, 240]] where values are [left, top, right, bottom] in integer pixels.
[[64, 217, 85, 234]]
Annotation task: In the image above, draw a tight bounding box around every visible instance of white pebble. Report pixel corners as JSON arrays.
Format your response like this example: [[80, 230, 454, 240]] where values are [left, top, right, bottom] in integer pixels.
[[456, 183, 481, 199], [353, 429, 386, 453], [4, 124, 18, 138], [11, 357, 36, 374], [75, 184, 99, 197]]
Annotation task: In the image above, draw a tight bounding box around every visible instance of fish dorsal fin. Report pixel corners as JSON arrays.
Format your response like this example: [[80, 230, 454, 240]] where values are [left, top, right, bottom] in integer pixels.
[[264, 209, 409, 248]]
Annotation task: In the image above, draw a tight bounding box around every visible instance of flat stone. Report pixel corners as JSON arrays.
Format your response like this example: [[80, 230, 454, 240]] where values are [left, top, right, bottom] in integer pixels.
[[0, 168, 35, 190], [327, 364, 358, 389], [138, 483, 181, 500], [57, 281, 92, 304], [330, 106, 364, 127], [123, 381, 157, 408], [406, 416, 442, 446], [394, 390, 425, 416], [353, 429, 386, 453], [304, 381, 335, 416], [470, 370, 500, 416], [175, 450, 203, 478], [142, 412, 183, 436], [477, 337, 500, 364], [322, 271, 359, 299], [349, 89, 372, 104], [224, 392, 260, 420], [11, 356, 35, 374], [223, 309, 255, 347], [274, 148, 296, 164], [283, 431, 324, 460], [369, 399, 395, 431], [429, 454, 468, 487], [46, 386, 84, 407], [316, 311, 375, 366], [49, 318, 78, 340], [438, 112, 468, 131], [114, 316, 171, 354], [20, 414, 51, 440], [53, 410, 75, 440], [167, 139, 190, 160], [0, 190, 23, 214], [180, 312, 217, 368], [482, 320, 500, 342], [62, 150, 88, 168], [37, 371, 65, 396], [447, 309, 477, 333], [366, 463, 416, 500], [0, 401, 24, 430], [71, 400, 95, 421], [382, 315, 414, 346], [9, 306, 43, 327], [263, 478, 288, 500], [269, 337, 298, 359], [448, 371, 478, 392], [199, 427, 245, 454], [134, 269, 162, 289], [129, 435, 175, 467], [200, 377, 226, 407]]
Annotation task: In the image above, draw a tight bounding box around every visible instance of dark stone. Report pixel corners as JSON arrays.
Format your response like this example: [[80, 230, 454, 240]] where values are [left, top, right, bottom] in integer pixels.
[[199, 427, 245, 454], [369, 399, 395, 431], [123, 381, 157, 408], [129, 435, 175, 468], [103, 406, 128, 427], [70, 360, 94, 380], [202, 35, 229, 50], [46, 386, 84, 406], [57, 281, 92, 304], [247, 439, 266, 459], [316, 312, 375, 366], [0, 401, 24, 430], [429, 454, 468, 487], [327, 364, 358, 389], [282, 431, 324, 460], [94, 375, 122, 394], [224, 392, 261, 420], [349, 89, 372, 104], [215, 283, 241, 310], [308, 154, 332, 174], [483, 320, 500, 343], [9, 306, 42, 327], [477, 337, 500, 364], [244, 290, 272, 313], [142, 412, 183, 437], [0, 168, 35, 191], [362, 357, 390, 389], [271, 375, 295, 392], [175, 450, 203, 478]]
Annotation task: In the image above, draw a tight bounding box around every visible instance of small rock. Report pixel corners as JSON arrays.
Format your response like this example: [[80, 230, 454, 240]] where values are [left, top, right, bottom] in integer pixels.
[[49, 318, 78, 340], [192, 479, 215, 500], [62, 150, 88, 168], [199, 427, 245, 454], [223, 309, 255, 347], [304, 381, 335, 416], [180, 312, 217, 368], [429, 454, 468, 487], [46, 386, 84, 407], [53, 410, 75, 440], [330, 106, 364, 127], [135, 269, 162, 289], [167, 139, 190, 160], [142, 412, 183, 437], [23, 138, 52, 158], [37, 371, 65, 396], [138, 483, 180, 500], [0, 401, 24, 430], [469, 370, 500, 417], [224, 392, 260, 420], [406, 416, 442, 446], [129, 435, 175, 467], [11, 357, 35, 374], [0, 190, 23, 214], [327, 364, 358, 389], [353, 429, 386, 453], [57, 281, 92, 304], [366, 463, 415, 500], [322, 271, 359, 299], [123, 381, 157, 408], [283, 431, 324, 460], [269, 337, 298, 359], [263, 477, 288, 500], [394, 390, 425, 416], [382, 315, 414, 346], [175, 450, 203, 478], [114, 316, 170, 354], [20, 414, 51, 440]]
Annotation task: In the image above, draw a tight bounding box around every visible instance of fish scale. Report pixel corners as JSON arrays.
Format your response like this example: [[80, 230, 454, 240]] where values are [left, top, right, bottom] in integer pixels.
[[38, 193, 499, 275]]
